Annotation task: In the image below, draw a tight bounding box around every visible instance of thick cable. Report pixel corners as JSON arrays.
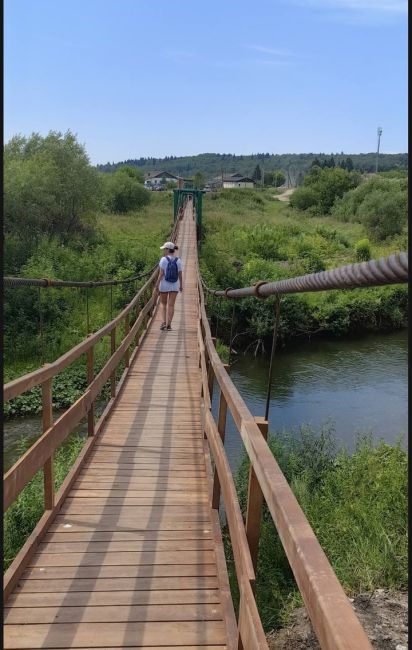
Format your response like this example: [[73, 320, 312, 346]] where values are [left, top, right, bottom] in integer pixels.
[[201, 252, 408, 299]]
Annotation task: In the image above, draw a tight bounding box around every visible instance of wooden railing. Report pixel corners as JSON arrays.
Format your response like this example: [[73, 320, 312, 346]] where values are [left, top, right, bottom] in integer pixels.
[[197, 274, 373, 650], [3, 218, 181, 601]]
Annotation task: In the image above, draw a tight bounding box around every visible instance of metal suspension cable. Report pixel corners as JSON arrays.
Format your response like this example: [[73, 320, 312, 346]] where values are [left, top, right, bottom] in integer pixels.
[[200, 251, 408, 299], [3, 265, 158, 289]]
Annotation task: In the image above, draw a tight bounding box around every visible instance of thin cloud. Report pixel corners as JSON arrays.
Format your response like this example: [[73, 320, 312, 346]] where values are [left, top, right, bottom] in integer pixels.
[[294, 0, 407, 14]]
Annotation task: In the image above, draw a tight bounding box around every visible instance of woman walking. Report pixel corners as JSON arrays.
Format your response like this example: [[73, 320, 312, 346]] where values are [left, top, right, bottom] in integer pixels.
[[156, 241, 183, 331]]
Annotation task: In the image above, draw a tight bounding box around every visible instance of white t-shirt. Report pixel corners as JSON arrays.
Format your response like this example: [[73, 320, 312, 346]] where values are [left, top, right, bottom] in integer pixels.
[[159, 256, 183, 292]]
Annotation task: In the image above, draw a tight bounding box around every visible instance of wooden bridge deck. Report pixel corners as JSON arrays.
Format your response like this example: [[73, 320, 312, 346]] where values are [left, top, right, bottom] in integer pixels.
[[5, 210, 235, 648]]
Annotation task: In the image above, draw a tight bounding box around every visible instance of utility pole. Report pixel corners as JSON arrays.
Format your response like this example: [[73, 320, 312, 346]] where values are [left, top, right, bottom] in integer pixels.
[[375, 126, 383, 173]]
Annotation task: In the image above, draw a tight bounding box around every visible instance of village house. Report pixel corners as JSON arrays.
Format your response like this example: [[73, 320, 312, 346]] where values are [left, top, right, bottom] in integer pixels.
[[144, 170, 182, 187], [208, 173, 255, 190]]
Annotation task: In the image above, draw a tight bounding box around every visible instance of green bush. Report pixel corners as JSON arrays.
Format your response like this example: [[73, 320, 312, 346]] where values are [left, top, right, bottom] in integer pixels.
[[357, 189, 407, 241], [289, 186, 318, 210], [231, 427, 407, 630], [103, 170, 150, 213], [355, 238, 371, 261]]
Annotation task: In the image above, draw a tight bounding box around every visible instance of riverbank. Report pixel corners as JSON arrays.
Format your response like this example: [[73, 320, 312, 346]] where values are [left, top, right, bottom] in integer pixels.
[[267, 589, 408, 650], [227, 429, 408, 635]]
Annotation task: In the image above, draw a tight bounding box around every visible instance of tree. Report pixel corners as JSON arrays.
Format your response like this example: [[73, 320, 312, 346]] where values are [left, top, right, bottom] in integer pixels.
[[103, 169, 150, 213], [345, 157, 354, 171], [263, 171, 286, 187], [116, 165, 145, 184], [252, 164, 262, 182], [4, 131, 101, 268], [193, 172, 204, 189]]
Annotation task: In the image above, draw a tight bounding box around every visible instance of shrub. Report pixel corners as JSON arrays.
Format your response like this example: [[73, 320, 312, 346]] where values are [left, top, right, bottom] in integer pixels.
[[355, 238, 371, 261], [289, 186, 318, 210], [357, 189, 407, 241], [103, 170, 150, 213]]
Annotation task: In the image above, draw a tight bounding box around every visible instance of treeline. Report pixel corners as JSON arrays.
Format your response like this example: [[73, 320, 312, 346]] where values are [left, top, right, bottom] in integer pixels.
[[97, 151, 408, 180]]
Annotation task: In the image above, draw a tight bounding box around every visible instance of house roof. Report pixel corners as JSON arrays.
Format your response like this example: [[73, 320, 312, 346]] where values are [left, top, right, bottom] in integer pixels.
[[211, 173, 254, 183], [145, 171, 181, 180]]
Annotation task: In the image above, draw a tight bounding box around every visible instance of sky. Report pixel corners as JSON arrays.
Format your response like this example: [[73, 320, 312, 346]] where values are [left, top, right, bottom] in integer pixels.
[[4, 0, 408, 165]]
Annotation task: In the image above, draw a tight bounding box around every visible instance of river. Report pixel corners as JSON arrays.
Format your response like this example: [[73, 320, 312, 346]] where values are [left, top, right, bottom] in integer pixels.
[[212, 329, 408, 471], [4, 330, 408, 473]]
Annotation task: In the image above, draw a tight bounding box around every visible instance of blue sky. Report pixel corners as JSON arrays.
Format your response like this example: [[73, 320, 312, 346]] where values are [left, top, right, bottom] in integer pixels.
[[4, 0, 408, 164]]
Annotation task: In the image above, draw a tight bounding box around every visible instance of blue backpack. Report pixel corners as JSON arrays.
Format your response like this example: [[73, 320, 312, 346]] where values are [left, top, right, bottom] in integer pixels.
[[165, 256, 179, 282]]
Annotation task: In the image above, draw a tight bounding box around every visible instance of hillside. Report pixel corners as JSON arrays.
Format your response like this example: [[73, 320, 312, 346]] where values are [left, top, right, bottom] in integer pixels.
[[97, 152, 408, 181]]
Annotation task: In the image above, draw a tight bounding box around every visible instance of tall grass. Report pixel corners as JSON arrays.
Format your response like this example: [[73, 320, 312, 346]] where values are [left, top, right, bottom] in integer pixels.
[[228, 426, 407, 631]]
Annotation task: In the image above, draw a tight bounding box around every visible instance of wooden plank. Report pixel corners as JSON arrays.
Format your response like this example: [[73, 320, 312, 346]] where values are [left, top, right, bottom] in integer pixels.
[[28, 550, 215, 568], [38, 539, 214, 553], [42, 529, 213, 542], [7, 589, 221, 607], [14, 577, 218, 595], [4, 603, 223, 624], [4, 621, 226, 648], [21, 564, 218, 581]]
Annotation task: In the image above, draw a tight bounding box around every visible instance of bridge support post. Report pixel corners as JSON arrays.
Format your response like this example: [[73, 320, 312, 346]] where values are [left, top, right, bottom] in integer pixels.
[[207, 337, 217, 400], [110, 327, 116, 397], [245, 416, 269, 573], [87, 345, 95, 436], [124, 314, 130, 368], [212, 363, 229, 509], [42, 376, 54, 510]]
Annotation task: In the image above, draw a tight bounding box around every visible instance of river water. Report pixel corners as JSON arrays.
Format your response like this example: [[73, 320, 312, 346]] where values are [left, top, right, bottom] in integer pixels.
[[212, 329, 408, 471], [4, 330, 408, 472]]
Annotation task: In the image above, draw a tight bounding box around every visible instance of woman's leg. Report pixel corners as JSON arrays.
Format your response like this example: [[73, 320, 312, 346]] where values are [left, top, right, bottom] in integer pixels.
[[160, 292, 168, 324], [167, 292, 178, 326]]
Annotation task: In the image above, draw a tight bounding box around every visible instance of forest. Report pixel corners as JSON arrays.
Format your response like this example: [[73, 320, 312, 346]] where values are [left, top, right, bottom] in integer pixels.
[[97, 151, 408, 181]]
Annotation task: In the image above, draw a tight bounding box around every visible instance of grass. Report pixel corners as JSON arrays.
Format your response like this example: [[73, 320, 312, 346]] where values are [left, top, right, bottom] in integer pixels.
[[4, 434, 85, 571], [227, 425, 407, 631]]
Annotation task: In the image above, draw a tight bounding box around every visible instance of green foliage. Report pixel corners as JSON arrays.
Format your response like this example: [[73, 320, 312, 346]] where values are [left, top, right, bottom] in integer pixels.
[[4, 131, 101, 272], [4, 359, 112, 418], [332, 175, 408, 240], [264, 171, 286, 187], [355, 238, 371, 261], [97, 152, 408, 179], [102, 168, 150, 213], [232, 427, 407, 630], [357, 189, 407, 241], [291, 167, 361, 215], [289, 186, 318, 210], [4, 434, 85, 570], [193, 171, 204, 189]]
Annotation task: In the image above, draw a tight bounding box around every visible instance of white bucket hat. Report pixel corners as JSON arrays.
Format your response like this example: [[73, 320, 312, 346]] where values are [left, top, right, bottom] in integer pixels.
[[160, 241, 178, 250]]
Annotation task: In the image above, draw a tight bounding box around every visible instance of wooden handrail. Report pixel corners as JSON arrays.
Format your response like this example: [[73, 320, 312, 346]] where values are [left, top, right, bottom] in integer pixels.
[[3, 297, 155, 510], [4, 270, 158, 402], [197, 275, 373, 650]]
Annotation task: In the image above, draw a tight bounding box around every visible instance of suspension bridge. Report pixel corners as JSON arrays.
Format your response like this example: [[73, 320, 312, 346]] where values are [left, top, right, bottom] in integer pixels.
[[3, 197, 408, 649]]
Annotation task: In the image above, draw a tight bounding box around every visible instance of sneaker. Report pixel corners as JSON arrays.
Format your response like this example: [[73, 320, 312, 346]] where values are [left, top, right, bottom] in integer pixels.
[[166, 325, 172, 331], [160, 322, 166, 330]]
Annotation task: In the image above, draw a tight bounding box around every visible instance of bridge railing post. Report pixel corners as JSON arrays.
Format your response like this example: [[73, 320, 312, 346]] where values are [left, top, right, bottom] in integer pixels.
[[124, 313, 130, 368], [42, 375, 54, 510], [87, 343, 95, 436], [212, 363, 229, 509], [207, 337, 217, 400], [110, 326, 116, 397], [245, 416, 269, 573]]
